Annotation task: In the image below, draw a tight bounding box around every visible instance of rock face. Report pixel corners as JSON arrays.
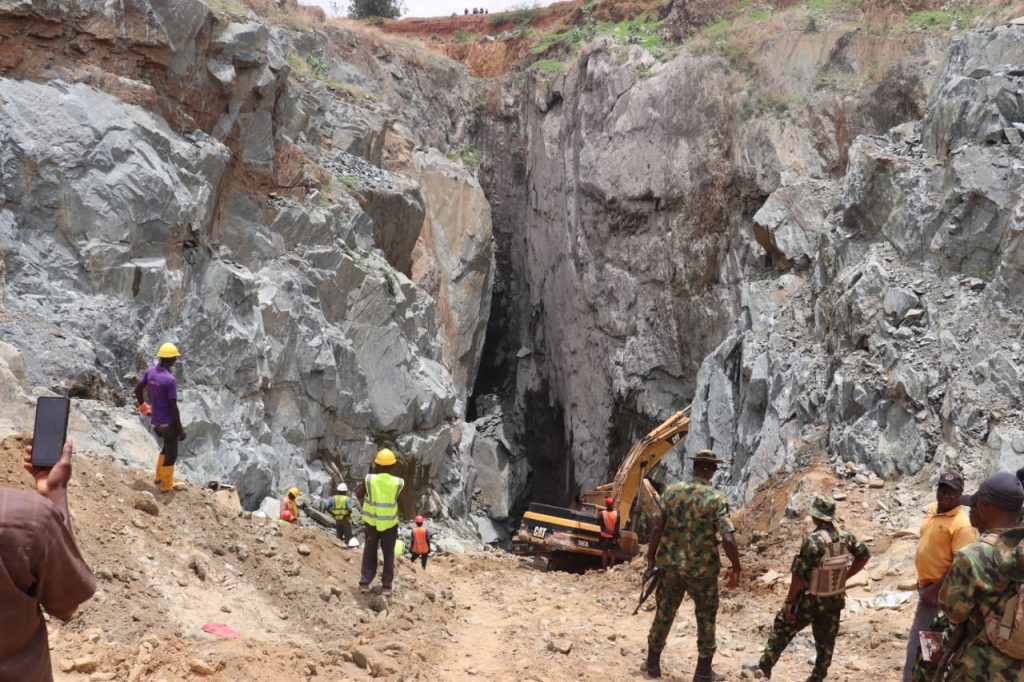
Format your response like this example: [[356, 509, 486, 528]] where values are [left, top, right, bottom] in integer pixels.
[[0, 0, 500, 520], [478, 27, 948, 500], [684, 24, 1024, 498]]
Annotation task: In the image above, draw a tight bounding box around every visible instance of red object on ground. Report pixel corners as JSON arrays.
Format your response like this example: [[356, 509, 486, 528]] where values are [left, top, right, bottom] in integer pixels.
[[202, 623, 240, 639]]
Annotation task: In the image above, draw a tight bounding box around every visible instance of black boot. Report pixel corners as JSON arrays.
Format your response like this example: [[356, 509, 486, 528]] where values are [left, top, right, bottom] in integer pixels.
[[693, 655, 725, 682], [641, 649, 662, 678], [742, 661, 772, 679]]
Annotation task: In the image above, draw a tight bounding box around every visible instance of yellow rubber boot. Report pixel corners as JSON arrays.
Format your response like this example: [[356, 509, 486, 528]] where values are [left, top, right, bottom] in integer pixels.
[[153, 454, 165, 484], [159, 464, 186, 493]]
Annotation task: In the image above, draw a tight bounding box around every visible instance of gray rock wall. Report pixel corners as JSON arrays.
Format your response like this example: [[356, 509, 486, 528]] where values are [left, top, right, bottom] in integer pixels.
[[0, 0, 502, 524]]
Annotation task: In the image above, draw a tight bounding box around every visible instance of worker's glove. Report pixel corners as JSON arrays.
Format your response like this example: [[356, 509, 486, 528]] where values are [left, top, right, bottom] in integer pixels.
[[138, 402, 152, 417], [642, 566, 663, 582]]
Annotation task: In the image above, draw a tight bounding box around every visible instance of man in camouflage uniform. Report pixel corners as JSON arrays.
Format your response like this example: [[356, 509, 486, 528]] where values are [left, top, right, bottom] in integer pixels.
[[748, 494, 870, 682], [642, 450, 741, 681], [937, 471, 1024, 681]]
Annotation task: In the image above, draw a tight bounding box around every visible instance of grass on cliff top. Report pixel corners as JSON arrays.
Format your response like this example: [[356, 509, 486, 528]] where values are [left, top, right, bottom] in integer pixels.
[[447, 144, 482, 172]]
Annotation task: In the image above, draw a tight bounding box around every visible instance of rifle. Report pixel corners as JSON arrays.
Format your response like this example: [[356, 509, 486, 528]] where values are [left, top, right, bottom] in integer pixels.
[[931, 622, 967, 682], [634, 566, 664, 615]]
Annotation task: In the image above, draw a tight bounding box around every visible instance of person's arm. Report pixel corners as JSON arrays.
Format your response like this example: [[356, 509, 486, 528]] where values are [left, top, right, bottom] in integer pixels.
[[134, 380, 146, 407], [722, 532, 741, 588], [939, 552, 976, 625], [646, 515, 665, 567], [23, 440, 96, 620], [717, 498, 741, 588], [846, 532, 870, 581], [785, 536, 817, 617], [356, 481, 366, 504]]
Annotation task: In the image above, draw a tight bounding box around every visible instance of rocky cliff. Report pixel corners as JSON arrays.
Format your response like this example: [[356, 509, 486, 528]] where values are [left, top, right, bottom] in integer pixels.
[[0, 0, 499, 522], [474, 6, 1024, 503], [2, 0, 1023, 536]]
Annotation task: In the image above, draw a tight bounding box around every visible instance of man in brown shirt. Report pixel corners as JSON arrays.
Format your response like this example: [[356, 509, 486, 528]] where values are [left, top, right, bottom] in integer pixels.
[[1, 439, 96, 681]]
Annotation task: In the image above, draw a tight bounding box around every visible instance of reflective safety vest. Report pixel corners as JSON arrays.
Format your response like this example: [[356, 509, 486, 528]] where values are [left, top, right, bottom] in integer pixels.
[[330, 495, 350, 520], [362, 473, 404, 531], [808, 527, 852, 597], [600, 510, 618, 539], [411, 526, 429, 554]]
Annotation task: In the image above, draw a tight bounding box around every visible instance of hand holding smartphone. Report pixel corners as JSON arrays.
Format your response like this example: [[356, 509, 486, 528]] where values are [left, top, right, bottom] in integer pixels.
[[30, 397, 71, 468]]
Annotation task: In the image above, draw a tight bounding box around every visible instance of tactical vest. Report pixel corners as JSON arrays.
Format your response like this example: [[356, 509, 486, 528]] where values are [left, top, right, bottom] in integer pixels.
[[330, 494, 350, 520], [978, 534, 1024, 659], [362, 473, 403, 531], [807, 527, 852, 597], [411, 526, 429, 554], [600, 510, 618, 539]]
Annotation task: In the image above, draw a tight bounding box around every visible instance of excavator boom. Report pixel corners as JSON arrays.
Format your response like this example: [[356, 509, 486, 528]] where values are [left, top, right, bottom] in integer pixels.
[[512, 407, 690, 568]]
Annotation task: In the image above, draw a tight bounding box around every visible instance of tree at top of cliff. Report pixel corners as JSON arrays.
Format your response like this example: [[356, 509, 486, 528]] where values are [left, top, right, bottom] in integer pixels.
[[341, 0, 406, 19]]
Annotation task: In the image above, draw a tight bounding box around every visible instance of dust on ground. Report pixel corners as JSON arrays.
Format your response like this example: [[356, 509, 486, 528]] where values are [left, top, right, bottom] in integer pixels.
[[2, 436, 925, 681]]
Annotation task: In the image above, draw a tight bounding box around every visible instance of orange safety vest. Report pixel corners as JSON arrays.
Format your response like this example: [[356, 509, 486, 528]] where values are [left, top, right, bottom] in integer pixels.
[[600, 510, 618, 538], [411, 526, 429, 554]]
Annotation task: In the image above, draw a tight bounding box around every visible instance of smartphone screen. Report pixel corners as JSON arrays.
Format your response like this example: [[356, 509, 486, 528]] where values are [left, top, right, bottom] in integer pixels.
[[31, 397, 70, 468]]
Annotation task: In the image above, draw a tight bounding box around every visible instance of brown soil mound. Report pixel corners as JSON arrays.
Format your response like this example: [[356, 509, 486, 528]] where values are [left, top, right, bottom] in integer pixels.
[[2, 433, 925, 681]]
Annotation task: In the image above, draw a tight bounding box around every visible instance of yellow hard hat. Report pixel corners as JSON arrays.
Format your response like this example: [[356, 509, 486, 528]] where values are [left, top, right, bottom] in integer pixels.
[[157, 343, 180, 358], [374, 448, 396, 466], [288, 487, 300, 497]]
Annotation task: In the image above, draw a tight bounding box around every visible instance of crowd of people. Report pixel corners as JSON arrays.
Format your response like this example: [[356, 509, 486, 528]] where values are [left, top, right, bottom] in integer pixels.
[[3, 341, 1023, 681]]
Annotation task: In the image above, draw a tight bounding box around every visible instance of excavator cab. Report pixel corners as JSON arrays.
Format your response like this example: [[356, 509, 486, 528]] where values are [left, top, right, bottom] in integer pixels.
[[512, 408, 690, 570]]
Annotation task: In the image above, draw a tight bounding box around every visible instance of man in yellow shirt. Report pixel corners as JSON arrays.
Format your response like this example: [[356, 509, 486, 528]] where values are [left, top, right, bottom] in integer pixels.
[[901, 471, 976, 681]]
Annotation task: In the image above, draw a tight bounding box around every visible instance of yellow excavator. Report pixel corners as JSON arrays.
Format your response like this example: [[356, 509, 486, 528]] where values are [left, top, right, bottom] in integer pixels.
[[511, 407, 690, 570]]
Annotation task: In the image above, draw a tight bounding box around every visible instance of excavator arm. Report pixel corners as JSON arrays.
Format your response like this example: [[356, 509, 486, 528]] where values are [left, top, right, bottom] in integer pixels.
[[581, 407, 689, 529]]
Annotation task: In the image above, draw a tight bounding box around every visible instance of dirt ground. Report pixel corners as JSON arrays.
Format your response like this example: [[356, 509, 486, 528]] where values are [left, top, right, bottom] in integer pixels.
[[2, 435, 926, 681]]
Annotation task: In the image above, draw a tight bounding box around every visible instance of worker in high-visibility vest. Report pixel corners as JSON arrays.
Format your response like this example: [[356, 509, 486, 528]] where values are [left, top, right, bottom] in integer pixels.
[[324, 482, 354, 544], [599, 496, 620, 570], [409, 515, 432, 571], [356, 448, 404, 595]]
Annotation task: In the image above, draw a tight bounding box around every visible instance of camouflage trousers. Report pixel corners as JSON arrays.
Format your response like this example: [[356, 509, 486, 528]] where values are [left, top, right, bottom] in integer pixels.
[[647, 570, 719, 658], [759, 593, 843, 680]]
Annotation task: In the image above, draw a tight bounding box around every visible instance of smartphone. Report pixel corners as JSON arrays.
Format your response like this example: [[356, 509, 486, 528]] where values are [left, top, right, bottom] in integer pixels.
[[31, 397, 70, 468]]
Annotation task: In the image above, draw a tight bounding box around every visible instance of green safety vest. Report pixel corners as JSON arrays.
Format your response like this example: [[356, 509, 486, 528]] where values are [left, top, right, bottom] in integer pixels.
[[330, 495, 350, 520], [362, 473, 404, 530]]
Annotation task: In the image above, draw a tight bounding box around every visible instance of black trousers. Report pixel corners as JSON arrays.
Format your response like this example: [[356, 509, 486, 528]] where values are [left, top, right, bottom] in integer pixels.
[[153, 424, 179, 465], [360, 524, 397, 588], [334, 516, 352, 543], [410, 552, 428, 569]]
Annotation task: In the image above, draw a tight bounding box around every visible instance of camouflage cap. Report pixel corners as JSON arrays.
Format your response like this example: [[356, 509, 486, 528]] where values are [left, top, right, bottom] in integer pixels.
[[808, 493, 836, 522], [692, 449, 724, 465]]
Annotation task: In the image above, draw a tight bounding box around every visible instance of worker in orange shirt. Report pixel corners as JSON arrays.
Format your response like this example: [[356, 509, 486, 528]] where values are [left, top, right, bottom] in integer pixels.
[[409, 515, 432, 570], [901, 471, 976, 681], [599, 496, 620, 570], [279, 487, 300, 525]]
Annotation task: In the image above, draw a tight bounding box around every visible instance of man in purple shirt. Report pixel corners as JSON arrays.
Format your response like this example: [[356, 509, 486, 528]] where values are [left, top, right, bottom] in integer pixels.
[[134, 343, 187, 493]]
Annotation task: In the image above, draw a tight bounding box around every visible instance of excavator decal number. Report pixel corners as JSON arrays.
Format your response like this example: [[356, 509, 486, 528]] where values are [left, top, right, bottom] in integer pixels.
[[532, 526, 547, 538]]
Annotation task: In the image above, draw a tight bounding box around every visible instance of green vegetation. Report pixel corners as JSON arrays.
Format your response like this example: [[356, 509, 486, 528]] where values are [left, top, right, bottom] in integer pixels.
[[803, 0, 836, 10], [446, 144, 483, 172], [305, 50, 329, 78], [204, 0, 252, 17], [324, 79, 375, 100], [899, 10, 952, 32], [474, 94, 489, 110], [487, 12, 510, 26], [896, 2, 989, 33], [742, 94, 790, 119], [453, 30, 480, 43], [531, 59, 566, 75], [339, 175, 359, 189], [343, 0, 405, 19]]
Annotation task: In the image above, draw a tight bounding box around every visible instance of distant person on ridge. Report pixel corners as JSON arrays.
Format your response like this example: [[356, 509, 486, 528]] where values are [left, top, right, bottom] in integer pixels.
[[357, 448, 405, 595], [409, 515, 431, 570], [598, 495, 620, 570], [134, 343, 187, 493]]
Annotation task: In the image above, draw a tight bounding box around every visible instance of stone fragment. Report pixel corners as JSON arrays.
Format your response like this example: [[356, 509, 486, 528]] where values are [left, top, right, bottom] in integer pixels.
[[352, 648, 371, 669], [297, 544, 311, 556], [133, 492, 159, 516], [546, 639, 573, 654], [368, 595, 389, 613], [189, 659, 216, 676]]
